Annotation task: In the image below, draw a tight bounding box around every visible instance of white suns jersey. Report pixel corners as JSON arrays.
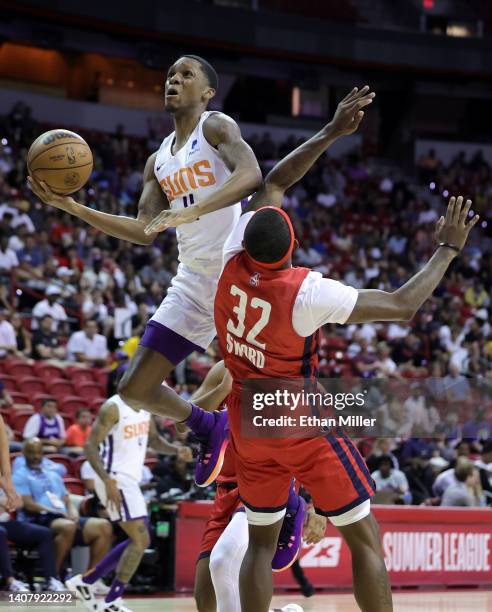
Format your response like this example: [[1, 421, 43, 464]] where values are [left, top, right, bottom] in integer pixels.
[[99, 394, 151, 481], [154, 111, 241, 278]]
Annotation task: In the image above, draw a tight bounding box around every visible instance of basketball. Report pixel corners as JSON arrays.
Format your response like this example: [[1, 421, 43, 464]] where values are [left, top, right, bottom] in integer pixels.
[[27, 129, 93, 195]]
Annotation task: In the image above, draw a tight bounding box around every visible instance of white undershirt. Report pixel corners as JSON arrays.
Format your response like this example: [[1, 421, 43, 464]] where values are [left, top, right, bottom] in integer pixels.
[[222, 212, 358, 337]]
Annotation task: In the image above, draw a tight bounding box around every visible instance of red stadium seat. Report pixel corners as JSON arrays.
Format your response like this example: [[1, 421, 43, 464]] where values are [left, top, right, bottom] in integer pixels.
[[9, 391, 30, 405], [75, 382, 105, 401], [59, 412, 75, 427], [11, 410, 34, 434], [46, 454, 75, 476], [0, 408, 11, 426], [46, 379, 76, 398], [4, 360, 35, 378], [66, 368, 96, 385], [63, 477, 85, 496], [91, 368, 108, 389], [1, 375, 17, 392], [89, 397, 106, 413], [17, 377, 47, 395], [33, 362, 66, 381], [72, 456, 86, 479], [144, 457, 159, 471], [59, 396, 88, 418]]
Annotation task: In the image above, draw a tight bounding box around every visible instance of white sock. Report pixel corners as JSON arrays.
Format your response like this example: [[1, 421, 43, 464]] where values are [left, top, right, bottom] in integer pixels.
[[209, 510, 249, 612]]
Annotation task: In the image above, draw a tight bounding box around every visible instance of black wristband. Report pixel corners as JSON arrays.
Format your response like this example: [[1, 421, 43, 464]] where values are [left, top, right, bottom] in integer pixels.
[[439, 242, 460, 254]]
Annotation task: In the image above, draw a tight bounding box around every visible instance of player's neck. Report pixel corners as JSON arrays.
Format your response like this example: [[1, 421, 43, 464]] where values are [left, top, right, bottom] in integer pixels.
[[172, 108, 204, 147]]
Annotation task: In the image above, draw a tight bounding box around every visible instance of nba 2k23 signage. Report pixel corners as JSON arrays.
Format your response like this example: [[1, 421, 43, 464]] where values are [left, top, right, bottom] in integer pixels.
[[239, 377, 492, 440]]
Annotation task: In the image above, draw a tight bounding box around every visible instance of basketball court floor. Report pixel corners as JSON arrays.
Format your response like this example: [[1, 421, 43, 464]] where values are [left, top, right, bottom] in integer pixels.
[[42, 590, 492, 612]]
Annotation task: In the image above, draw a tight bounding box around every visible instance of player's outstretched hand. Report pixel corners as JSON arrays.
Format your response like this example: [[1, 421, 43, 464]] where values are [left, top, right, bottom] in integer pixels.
[[435, 196, 480, 252], [27, 176, 76, 213], [303, 507, 327, 545], [144, 204, 200, 234], [327, 85, 375, 138]]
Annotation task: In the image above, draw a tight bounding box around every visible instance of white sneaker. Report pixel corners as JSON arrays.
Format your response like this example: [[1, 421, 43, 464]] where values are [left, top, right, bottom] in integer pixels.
[[8, 578, 30, 592], [99, 599, 133, 612], [93, 580, 110, 596], [65, 574, 98, 611], [47, 577, 66, 592]]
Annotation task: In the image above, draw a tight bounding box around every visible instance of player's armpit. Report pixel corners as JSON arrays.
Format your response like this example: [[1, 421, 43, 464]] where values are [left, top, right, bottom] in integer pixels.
[[346, 289, 414, 324]]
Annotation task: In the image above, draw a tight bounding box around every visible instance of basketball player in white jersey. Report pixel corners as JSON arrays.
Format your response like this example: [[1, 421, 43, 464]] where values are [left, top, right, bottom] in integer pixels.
[[66, 389, 193, 612], [28, 54, 261, 487]]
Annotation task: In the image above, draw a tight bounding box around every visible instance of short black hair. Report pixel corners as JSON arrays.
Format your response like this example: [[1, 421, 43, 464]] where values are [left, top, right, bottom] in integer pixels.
[[181, 54, 218, 90], [377, 455, 393, 469], [243, 209, 292, 264]]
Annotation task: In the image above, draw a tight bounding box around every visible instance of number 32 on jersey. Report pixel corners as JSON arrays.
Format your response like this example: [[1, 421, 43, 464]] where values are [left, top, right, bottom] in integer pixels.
[[226, 284, 271, 369]]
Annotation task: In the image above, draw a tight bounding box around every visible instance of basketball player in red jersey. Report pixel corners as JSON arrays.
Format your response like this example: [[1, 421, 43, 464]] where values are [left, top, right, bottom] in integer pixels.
[[28, 55, 261, 488], [214, 98, 480, 610]]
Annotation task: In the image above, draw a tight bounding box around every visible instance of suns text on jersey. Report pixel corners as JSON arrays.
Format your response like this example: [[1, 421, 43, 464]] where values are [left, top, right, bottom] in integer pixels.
[[226, 332, 265, 368]]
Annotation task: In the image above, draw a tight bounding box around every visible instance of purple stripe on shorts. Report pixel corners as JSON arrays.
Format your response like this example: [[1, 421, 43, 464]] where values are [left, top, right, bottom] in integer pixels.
[[120, 489, 131, 521], [140, 320, 204, 365]]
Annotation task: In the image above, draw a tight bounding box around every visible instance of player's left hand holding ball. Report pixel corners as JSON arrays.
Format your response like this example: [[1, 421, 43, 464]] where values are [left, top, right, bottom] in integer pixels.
[[28, 175, 77, 215], [145, 204, 200, 234]]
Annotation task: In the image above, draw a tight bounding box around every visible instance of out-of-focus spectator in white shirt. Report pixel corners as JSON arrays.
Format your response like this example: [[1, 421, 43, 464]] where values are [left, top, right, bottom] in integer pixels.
[[0, 310, 17, 358], [67, 320, 108, 367], [32, 285, 68, 331]]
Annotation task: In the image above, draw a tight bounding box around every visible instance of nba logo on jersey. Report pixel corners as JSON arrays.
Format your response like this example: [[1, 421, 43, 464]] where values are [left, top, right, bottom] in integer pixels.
[[188, 139, 199, 158], [250, 272, 260, 287]]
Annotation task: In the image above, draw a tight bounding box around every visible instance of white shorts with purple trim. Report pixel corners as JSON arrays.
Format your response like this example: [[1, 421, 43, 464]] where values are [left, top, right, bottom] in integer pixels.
[[140, 263, 218, 364], [94, 472, 147, 523]]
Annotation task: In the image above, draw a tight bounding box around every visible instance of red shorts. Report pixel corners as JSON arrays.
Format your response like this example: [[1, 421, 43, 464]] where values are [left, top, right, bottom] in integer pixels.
[[228, 396, 375, 517], [198, 484, 243, 560]]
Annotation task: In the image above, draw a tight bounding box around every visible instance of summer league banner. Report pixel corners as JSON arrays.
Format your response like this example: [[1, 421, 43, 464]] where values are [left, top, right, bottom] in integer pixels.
[[237, 377, 492, 439]]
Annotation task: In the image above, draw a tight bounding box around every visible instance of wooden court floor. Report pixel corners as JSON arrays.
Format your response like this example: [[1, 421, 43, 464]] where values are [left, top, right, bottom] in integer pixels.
[[40, 590, 492, 612]]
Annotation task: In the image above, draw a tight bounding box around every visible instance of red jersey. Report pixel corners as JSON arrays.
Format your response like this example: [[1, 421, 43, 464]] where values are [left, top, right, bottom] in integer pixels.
[[214, 251, 319, 390]]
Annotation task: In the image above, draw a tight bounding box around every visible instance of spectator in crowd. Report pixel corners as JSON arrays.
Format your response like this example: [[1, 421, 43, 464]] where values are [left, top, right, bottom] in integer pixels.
[[475, 441, 492, 506], [0, 310, 17, 359], [12, 448, 66, 478], [462, 406, 492, 443], [154, 454, 192, 497], [366, 438, 399, 473], [64, 409, 92, 456], [0, 488, 65, 591], [371, 455, 411, 504], [22, 399, 66, 453], [11, 312, 32, 359], [403, 450, 436, 505], [138, 254, 172, 288], [0, 381, 12, 411], [67, 320, 108, 367], [32, 286, 68, 332], [31, 314, 66, 361], [0, 231, 19, 274], [13, 438, 112, 577], [441, 463, 484, 507]]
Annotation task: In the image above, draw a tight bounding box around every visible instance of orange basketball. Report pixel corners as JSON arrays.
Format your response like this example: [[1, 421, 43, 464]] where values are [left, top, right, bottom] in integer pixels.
[[27, 129, 93, 195]]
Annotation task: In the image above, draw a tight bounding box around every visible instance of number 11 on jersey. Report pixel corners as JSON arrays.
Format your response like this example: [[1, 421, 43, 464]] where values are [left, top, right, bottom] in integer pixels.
[[183, 193, 195, 208]]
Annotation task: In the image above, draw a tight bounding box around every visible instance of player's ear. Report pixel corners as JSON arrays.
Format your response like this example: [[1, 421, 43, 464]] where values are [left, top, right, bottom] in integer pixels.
[[293, 238, 300, 251], [202, 87, 215, 104]]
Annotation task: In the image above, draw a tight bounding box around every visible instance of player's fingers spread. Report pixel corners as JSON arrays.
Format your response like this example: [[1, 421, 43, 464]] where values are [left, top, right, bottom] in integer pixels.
[[342, 87, 358, 103], [460, 199, 472, 224], [445, 197, 455, 223], [453, 195, 463, 224], [466, 214, 480, 231]]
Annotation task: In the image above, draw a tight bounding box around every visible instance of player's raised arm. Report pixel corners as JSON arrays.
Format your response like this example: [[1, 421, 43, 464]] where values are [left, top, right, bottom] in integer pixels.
[[346, 196, 480, 324], [244, 86, 375, 213], [144, 114, 261, 233], [28, 151, 168, 245]]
